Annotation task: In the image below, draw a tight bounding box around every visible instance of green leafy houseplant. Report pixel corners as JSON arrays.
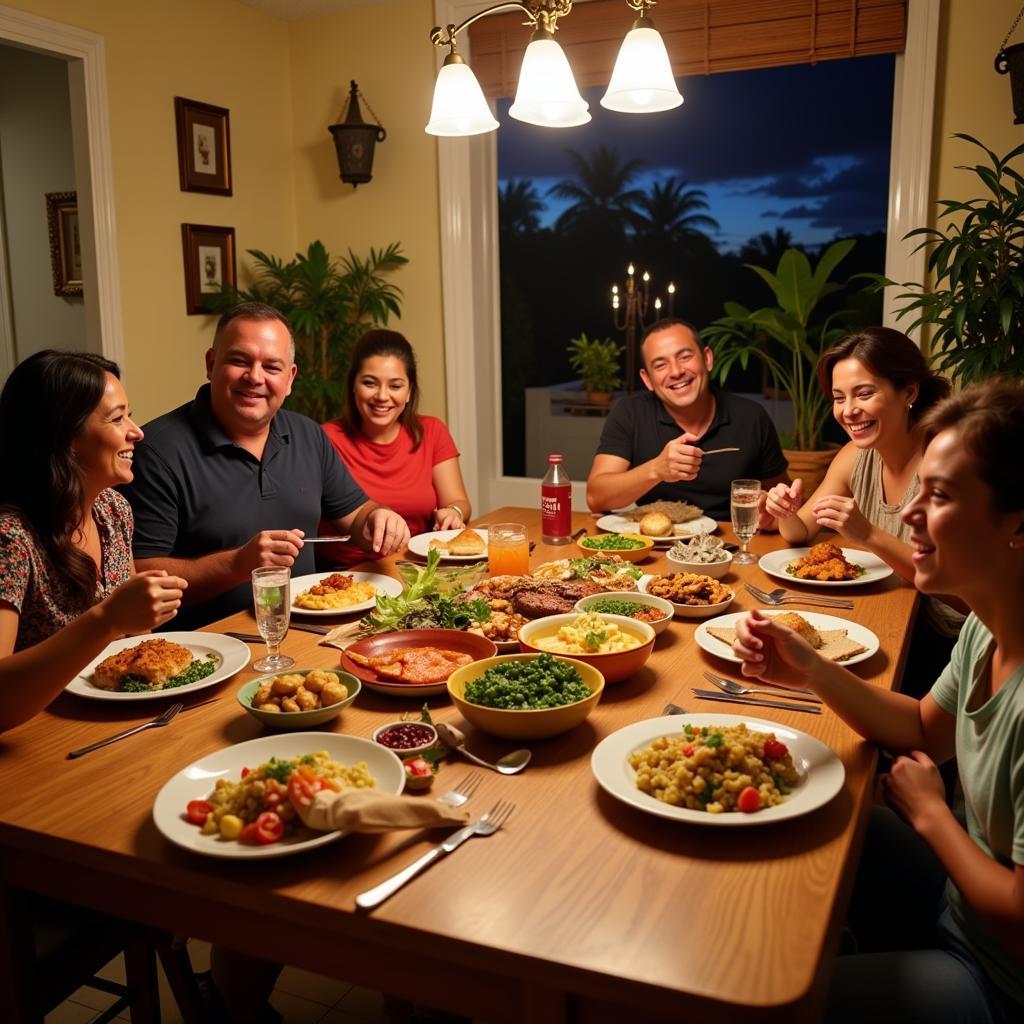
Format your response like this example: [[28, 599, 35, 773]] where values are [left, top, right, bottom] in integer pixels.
[[567, 332, 623, 397], [210, 240, 407, 422], [701, 239, 858, 452], [873, 133, 1024, 384]]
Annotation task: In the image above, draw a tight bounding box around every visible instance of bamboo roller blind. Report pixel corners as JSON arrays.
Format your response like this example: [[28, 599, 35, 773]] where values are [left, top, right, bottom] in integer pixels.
[[467, 0, 907, 98]]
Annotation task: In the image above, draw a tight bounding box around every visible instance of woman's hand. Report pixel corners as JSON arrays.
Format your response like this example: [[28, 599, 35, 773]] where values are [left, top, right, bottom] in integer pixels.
[[881, 750, 949, 833], [764, 479, 803, 520], [100, 570, 187, 635], [433, 506, 464, 531], [810, 495, 871, 543], [733, 609, 826, 689]]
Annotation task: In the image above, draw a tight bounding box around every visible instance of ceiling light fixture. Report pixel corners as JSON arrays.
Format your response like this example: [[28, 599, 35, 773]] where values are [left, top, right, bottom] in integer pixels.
[[425, 0, 680, 137]]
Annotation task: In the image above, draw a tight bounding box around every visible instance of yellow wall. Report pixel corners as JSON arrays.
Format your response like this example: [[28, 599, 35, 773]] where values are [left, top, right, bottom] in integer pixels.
[[933, 0, 1024, 204], [4, 0, 297, 422], [285, 0, 446, 420]]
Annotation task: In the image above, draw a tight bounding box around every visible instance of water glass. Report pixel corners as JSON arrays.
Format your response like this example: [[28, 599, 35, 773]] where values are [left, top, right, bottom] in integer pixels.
[[251, 566, 294, 671], [730, 479, 761, 565], [488, 523, 530, 576]]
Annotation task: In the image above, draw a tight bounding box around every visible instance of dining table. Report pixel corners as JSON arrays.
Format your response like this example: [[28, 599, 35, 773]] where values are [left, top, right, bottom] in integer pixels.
[[0, 507, 919, 1023]]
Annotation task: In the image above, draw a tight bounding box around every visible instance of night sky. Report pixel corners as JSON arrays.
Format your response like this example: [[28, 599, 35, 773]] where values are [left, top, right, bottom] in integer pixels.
[[497, 54, 895, 252]]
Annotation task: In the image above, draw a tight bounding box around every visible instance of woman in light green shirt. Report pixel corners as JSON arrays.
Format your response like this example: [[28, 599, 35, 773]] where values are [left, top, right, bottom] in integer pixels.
[[736, 378, 1024, 1022]]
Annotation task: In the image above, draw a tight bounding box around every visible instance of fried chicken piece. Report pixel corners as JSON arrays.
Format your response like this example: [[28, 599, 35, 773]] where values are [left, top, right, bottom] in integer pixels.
[[805, 542, 845, 565], [93, 638, 194, 691], [794, 558, 856, 581]]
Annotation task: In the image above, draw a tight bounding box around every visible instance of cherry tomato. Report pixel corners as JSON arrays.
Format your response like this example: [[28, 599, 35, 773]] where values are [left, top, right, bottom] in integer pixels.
[[254, 811, 284, 844], [241, 766, 251, 779], [240, 822, 260, 844], [682, 744, 695, 757], [763, 740, 788, 760], [185, 799, 213, 826], [737, 787, 761, 813], [403, 757, 432, 778]]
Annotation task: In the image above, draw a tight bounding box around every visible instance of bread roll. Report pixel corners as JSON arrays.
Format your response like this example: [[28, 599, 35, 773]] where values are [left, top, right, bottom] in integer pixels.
[[639, 512, 672, 537]]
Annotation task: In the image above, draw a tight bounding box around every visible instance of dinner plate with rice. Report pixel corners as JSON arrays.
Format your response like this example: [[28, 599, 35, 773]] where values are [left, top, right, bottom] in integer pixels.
[[591, 713, 845, 826], [694, 610, 880, 666], [291, 571, 403, 617]]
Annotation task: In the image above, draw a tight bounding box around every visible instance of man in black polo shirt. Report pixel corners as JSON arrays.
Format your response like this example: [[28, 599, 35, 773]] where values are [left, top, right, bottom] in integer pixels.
[[124, 302, 410, 629], [586, 318, 789, 522]]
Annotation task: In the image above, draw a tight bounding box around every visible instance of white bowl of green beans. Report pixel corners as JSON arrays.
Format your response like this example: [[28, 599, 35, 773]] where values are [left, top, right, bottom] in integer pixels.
[[572, 591, 674, 636]]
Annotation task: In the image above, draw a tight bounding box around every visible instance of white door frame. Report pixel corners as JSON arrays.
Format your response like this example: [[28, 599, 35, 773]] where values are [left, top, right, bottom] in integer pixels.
[[435, 0, 939, 513], [0, 4, 123, 373]]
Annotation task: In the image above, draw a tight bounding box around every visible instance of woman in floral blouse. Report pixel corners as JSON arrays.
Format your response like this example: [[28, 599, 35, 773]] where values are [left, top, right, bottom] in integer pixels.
[[0, 350, 187, 731]]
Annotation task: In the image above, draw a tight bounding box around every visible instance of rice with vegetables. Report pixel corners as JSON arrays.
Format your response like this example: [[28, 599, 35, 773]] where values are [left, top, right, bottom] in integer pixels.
[[630, 723, 799, 814]]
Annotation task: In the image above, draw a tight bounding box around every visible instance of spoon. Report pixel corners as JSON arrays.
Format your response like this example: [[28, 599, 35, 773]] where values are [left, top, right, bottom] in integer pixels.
[[435, 722, 531, 775]]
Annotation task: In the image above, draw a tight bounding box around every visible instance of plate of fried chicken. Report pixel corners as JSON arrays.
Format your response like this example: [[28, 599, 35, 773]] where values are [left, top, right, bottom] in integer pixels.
[[758, 543, 894, 587]]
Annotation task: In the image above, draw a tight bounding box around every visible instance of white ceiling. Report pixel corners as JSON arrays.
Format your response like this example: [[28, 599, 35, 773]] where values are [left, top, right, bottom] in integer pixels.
[[237, 0, 385, 20]]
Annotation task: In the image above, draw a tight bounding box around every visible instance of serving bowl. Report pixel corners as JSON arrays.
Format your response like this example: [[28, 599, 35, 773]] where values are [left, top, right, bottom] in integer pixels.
[[572, 590, 673, 636], [237, 669, 361, 731], [665, 548, 734, 579], [517, 613, 655, 683], [640, 575, 736, 619], [447, 653, 604, 740], [576, 533, 655, 564]]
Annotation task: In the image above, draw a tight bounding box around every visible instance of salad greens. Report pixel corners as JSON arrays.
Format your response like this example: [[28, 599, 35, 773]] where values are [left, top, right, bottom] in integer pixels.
[[567, 557, 642, 581]]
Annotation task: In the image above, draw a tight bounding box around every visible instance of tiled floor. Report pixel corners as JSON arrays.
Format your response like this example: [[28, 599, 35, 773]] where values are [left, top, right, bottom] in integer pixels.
[[44, 939, 393, 1024]]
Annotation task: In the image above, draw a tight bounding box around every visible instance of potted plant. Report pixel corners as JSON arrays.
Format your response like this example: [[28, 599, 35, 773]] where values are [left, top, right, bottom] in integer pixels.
[[209, 240, 407, 422], [567, 332, 623, 405], [701, 239, 859, 493], [872, 133, 1024, 383]]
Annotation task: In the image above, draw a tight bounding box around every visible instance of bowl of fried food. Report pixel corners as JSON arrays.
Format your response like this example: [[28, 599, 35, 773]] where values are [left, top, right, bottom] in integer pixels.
[[447, 653, 605, 740], [576, 532, 655, 563], [237, 668, 361, 730], [641, 572, 735, 619]]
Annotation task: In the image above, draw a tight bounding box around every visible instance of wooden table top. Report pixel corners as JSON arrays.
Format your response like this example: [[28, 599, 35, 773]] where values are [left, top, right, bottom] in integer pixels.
[[0, 508, 917, 1023]]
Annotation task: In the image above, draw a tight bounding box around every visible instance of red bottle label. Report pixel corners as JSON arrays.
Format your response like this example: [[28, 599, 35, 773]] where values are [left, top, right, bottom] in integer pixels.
[[541, 483, 572, 538]]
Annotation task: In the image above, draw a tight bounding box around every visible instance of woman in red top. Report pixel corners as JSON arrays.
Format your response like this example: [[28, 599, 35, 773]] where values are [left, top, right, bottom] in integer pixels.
[[320, 330, 471, 568]]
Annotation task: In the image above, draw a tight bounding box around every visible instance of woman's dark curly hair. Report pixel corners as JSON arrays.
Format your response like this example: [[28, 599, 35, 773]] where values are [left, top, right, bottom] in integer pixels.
[[0, 349, 121, 609], [817, 327, 950, 425], [340, 330, 423, 449]]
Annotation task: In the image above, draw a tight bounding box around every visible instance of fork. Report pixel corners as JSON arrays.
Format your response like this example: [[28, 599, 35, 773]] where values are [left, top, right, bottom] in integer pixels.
[[355, 800, 515, 909], [436, 772, 482, 808], [67, 702, 184, 759], [745, 582, 854, 610], [702, 669, 821, 704]]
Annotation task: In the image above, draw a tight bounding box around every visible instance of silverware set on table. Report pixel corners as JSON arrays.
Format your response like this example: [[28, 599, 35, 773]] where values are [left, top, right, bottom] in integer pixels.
[[67, 697, 221, 758], [693, 670, 822, 715], [744, 581, 854, 610]]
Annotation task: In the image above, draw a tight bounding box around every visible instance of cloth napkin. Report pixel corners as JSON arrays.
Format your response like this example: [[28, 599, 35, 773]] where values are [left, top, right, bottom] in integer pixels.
[[320, 621, 366, 650], [297, 789, 470, 833]]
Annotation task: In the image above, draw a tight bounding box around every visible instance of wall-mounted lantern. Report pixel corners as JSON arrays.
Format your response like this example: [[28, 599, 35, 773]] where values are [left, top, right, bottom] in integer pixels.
[[328, 81, 386, 187], [995, 5, 1024, 124]]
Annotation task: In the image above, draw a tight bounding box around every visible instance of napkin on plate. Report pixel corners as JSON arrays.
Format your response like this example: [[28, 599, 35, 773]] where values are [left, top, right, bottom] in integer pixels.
[[297, 789, 470, 833]]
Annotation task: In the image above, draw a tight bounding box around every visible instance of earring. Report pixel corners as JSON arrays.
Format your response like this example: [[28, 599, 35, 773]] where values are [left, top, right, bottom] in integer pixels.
[[907, 402, 914, 410]]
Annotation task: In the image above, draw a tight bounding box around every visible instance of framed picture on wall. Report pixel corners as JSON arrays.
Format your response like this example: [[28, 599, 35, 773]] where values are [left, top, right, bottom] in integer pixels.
[[45, 191, 83, 297], [181, 223, 235, 315], [174, 97, 232, 195]]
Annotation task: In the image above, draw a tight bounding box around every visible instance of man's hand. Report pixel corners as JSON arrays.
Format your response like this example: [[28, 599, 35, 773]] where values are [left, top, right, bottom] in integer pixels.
[[233, 529, 304, 577], [365, 508, 410, 556], [653, 432, 703, 483]]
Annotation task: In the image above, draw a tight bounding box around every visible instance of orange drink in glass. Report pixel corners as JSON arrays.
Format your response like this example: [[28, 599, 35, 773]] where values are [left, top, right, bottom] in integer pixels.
[[488, 523, 530, 576]]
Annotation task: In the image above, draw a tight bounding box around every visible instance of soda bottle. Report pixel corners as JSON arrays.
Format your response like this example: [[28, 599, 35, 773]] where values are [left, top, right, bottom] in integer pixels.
[[541, 454, 572, 544]]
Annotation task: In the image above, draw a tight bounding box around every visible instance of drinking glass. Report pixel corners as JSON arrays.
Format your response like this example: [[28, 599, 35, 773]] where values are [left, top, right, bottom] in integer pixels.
[[488, 523, 530, 576], [251, 567, 294, 671], [730, 479, 761, 566]]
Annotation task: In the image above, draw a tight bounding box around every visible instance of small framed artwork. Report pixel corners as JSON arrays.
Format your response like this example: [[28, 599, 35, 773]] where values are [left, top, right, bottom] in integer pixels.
[[45, 191, 83, 297], [174, 97, 232, 195], [181, 223, 236, 315]]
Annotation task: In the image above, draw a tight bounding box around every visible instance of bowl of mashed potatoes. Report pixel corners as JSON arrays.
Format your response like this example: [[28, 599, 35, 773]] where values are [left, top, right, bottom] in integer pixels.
[[517, 611, 655, 684]]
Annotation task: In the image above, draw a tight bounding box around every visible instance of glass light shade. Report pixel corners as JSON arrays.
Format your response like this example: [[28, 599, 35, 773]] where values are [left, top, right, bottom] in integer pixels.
[[600, 25, 683, 113], [509, 37, 590, 128], [425, 60, 498, 136]]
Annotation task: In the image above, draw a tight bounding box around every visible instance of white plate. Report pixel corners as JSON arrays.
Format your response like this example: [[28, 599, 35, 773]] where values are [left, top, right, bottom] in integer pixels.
[[591, 713, 845, 826], [694, 610, 880, 666], [290, 571, 404, 617], [597, 513, 718, 546], [407, 528, 490, 562], [66, 632, 251, 701], [758, 547, 894, 588], [152, 733, 404, 859]]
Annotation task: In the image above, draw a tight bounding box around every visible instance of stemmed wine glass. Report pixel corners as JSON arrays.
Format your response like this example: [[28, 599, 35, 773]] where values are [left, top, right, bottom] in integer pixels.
[[251, 567, 294, 671], [730, 479, 761, 566]]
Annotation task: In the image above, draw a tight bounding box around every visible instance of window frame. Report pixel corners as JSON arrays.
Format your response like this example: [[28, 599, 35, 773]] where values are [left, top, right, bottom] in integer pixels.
[[434, 0, 939, 512]]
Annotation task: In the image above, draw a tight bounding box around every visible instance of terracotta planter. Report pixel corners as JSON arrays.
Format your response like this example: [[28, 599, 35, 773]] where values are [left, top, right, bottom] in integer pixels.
[[587, 391, 613, 407], [783, 447, 839, 497]]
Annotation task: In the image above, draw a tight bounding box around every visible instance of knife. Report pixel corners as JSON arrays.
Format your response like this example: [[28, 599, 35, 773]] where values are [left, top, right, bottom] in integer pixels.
[[690, 689, 821, 715], [702, 669, 820, 701], [289, 622, 332, 635]]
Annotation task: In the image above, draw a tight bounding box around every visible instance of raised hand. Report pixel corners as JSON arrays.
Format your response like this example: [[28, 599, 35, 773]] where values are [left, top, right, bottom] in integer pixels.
[[235, 529, 304, 574], [811, 495, 871, 543], [101, 570, 188, 634], [764, 478, 803, 520], [654, 431, 703, 483], [367, 508, 411, 556]]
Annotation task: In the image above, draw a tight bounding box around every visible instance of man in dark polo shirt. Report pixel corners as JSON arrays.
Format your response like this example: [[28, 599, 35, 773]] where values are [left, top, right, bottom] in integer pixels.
[[586, 318, 789, 522], [124, 302, 410, 629]]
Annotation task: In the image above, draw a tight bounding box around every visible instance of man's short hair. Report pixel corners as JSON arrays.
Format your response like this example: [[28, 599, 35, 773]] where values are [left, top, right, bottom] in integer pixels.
[[213, 302, 295, 361], [641, 317, 704, 349]]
